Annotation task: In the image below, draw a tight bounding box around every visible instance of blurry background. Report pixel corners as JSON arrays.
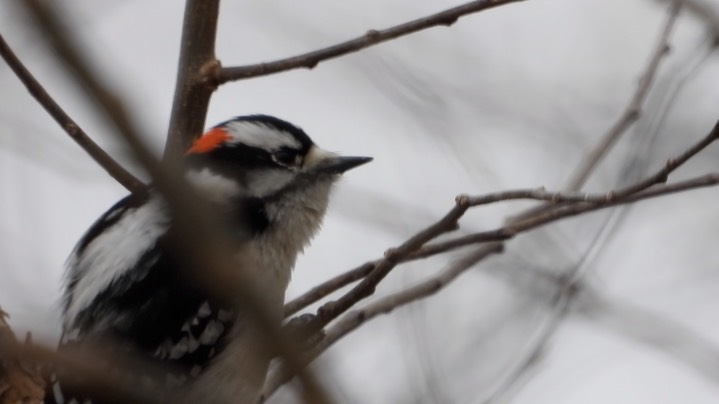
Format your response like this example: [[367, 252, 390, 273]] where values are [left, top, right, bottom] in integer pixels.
[[2, 0, 719, 403]]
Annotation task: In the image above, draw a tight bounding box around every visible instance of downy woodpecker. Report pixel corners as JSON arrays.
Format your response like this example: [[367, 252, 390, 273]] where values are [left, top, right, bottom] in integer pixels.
[[47, 115, 371, 404]]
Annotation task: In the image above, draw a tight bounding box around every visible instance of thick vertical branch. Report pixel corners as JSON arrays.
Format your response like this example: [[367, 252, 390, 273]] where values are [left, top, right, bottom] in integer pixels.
[[163, 0, 222, 160]]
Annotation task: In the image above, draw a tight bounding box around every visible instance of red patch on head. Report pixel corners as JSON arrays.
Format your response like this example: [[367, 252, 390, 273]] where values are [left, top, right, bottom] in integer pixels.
[[186, 127, 231, 155]]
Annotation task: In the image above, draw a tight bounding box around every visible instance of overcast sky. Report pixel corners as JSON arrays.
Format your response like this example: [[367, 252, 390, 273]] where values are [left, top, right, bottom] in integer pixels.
[[2, 1, 719, 403]]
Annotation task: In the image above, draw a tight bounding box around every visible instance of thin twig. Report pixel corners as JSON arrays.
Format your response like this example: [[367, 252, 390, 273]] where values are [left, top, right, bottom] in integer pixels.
[[315, 196, 473, 325], [284, 262, 376, 317], [566, 2, 681, 191], [0, 32, 145, 193], [608, 118, 719, 197], [478, 5, 690, 400], [418, 173, 719, 258], [513, 2, 681, 221], [218, 0, 526, 83], [416, 120, 719, 258]]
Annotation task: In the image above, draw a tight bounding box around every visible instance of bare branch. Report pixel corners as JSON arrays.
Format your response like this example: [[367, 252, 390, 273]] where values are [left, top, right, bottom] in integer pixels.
[[417, 172, 719, 258], [514, 2, 681, 221], [0, 32, 145, 193], [284, 262, 375, 318], [419, 120, 719, 257], [163, 0, 221, 159], [565, 2, 681, 191], [315, 196, 473, 326], [218, 0, 527, 83], [607, 118, 719, 196]]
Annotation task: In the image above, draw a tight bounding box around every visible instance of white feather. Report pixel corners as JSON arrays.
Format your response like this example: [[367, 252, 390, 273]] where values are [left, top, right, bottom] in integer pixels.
[[223, 121, 301, 151], [186, 168, 242, 202], [64, 197, 169, 329]]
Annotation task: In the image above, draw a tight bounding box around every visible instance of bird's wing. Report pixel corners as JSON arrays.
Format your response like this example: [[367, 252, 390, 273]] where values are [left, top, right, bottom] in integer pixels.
[[49, 193, 236, 403]]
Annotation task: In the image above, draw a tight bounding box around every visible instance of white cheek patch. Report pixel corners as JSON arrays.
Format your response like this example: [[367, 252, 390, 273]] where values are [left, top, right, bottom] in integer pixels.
[[64, 197, 170, 329], [186, 168, 242, 202], [223, 121, 301, 151], [246, 169, 295, 197]]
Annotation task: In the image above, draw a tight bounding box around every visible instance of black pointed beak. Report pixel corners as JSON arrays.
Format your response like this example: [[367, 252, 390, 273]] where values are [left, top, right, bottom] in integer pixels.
[[319, 155, 373, 174]]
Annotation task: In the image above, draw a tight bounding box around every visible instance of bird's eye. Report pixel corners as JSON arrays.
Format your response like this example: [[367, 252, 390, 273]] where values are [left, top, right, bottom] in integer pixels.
[[272, 149, 300, 167]]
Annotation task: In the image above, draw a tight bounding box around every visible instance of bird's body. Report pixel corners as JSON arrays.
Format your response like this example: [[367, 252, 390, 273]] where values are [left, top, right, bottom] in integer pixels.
[[46, 115, 371, 404]]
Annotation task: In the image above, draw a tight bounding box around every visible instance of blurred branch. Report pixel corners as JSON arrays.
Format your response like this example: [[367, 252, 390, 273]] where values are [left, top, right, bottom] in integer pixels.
[[514, 2, 681, 221], [565, 1, 680, 191], [163, 0, 221, 159], [477, 269, 719, 403], [0, 32, 145, 193], [479, 254, 593, 403], [0, 321, 164, 404], [477, 5, 698, 399], [218, 0, 526, 83], [17, 0, 160, 178], [663, 0, 719, 38], [582, 293, 719, 382], [0, 308, 45, 404]]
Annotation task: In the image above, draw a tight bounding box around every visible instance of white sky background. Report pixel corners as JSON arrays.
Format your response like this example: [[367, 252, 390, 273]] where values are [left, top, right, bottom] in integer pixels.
[[2, 0, 719, 403]]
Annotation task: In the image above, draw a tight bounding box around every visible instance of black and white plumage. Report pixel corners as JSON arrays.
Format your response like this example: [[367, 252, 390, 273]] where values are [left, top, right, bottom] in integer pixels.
[[47, 115, 371, 404]]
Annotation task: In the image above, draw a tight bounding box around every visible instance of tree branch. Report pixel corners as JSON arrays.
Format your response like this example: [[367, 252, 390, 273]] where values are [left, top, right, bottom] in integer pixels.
[[218, 0, 526, 83], [163, 0, 221, 159], [0, 32, 145, 193], [417, 173, 719, 259], [284, 262, 375, 318], [565, 1, 681, 191], [513, 2, 681, 221], [315, 196, 474, 326]]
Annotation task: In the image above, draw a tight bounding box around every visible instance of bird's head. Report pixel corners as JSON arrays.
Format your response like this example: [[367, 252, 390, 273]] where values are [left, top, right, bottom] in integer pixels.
[[183, 115, 371, 233]]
